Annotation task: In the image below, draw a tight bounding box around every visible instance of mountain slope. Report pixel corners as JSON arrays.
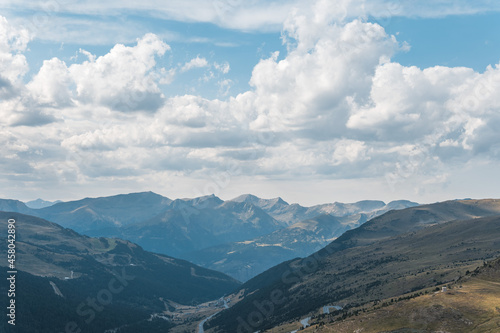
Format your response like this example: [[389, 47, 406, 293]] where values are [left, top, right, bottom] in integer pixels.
[[0, 211, 240, 332], [324, 198, 500, 253], [2, 193, 417, 263], [181, 194, 225, 209], [231, 194, 291, 217], [207, 199, 500, 332], [303, 256, 500, 333], [180, 200, 417, 282], [297, 199, 500, 295]]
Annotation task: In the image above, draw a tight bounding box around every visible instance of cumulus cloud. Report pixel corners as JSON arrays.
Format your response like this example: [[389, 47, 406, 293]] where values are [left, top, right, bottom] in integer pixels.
[[42, 10, 499, 183], [27, 58, 74, 107], [332, 139, 369, 165], [27, 33, 170, 112], [0, 17, 59, 127], [346, 64, 476, 137], [218, 79, 232, 97], [244, 14, 404, 139], [70, 34, 169, 112], [345, 61, 500, 158]]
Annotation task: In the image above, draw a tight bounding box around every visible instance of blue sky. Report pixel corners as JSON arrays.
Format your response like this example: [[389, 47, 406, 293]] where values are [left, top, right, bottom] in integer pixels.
[[1, 1, 500, 205], [22, 19, 287, 99], [385, 13, 500, 71], [17, 10, 500, 97]]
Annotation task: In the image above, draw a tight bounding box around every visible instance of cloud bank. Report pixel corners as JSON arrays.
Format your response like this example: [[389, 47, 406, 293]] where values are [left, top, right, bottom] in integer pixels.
[[1, 0, 500, 202]]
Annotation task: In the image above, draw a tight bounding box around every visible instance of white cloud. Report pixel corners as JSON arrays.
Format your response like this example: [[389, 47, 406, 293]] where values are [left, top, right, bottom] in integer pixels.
[[70, 34, 169, 112], [181, 56, 209, 72], [332, 139, 369, 165], [346, 64, 475, 134], [218, 79, 232, 97], [26, 33, 170, 112], [159, 67, 177, 85], [214, 62, 230, 74], [79, 48, 96, 62], [247, 18, 401, 135], [345, 61, 500, 158], [27, 58, 73, 107], [0, 17, 59, 127]]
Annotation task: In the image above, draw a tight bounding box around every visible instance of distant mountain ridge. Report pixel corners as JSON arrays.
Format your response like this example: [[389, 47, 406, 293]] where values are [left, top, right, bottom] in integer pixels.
[[231, 194, 418, 226], [0, 192, 418, 233], [0, 199, 32, 214], [24, 198, 61, 209]]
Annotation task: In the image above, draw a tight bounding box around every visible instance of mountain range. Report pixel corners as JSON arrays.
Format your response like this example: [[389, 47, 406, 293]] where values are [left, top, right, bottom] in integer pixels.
[[0, 192, 418, 281], [1, 194, 499, 332]]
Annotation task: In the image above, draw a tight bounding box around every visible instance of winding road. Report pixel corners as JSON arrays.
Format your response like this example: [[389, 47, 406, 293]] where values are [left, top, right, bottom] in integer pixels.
[[198, 310, 222, 333]]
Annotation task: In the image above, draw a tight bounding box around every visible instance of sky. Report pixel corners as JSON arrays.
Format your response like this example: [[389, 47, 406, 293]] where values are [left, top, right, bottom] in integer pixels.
[[1, 0, 500, 206]]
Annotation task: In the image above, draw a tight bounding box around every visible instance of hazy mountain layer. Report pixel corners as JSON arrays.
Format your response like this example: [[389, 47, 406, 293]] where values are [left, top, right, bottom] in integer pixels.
[[36, 191, 173, 233], [181, 199, 417, 281], [182, 214, 360, 281]]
